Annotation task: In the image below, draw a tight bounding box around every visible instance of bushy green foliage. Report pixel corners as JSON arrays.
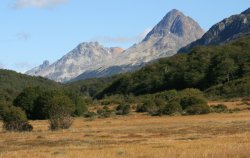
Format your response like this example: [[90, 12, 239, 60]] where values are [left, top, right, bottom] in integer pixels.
[[163, 101, 182, 115], [185, 104, 210, 115], [178, 89, 209, 115], [137, 100, 157, 113], [48, 96, 74, 130], [0, 101, 9, 120], [116, 104, 131, 115], [12, 88, 89, 120], [180, 96, 207, 109], [1, 105, 33, 132], [13, 87, 44, 119], [135, 89, 209, 116], [66, 92, 88, 116]]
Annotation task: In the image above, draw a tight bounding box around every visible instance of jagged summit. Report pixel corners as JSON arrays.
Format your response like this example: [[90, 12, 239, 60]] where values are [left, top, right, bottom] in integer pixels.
[[144, 9, 186, 40]]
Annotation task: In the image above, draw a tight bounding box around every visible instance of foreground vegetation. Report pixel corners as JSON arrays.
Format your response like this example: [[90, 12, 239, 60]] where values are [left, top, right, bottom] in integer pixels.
[[0, 101, 250, 158]]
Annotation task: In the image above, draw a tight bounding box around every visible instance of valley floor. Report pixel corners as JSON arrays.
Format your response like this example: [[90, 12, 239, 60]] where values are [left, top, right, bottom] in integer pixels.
[[0, 101, 250, 158]]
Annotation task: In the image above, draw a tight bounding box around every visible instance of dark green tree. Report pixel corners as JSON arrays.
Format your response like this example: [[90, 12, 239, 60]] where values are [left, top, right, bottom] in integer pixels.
[[13, 87, 44, 119]]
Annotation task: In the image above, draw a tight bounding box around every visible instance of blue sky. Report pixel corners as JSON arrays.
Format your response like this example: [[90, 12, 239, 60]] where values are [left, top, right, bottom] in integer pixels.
[[0, 0, 249, 72]]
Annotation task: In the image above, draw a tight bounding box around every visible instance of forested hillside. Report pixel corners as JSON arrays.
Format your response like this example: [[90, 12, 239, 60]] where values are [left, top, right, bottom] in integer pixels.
[[96, 37, 250, 98], [0, 69, 61, 102]]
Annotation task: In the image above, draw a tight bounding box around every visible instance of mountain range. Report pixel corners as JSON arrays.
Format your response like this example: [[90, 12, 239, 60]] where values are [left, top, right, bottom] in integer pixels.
[[26, 9, 204, 82], [27, 8, 250, 83]]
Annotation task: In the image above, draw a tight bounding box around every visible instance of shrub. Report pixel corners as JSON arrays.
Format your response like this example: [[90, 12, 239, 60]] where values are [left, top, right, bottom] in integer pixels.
[[1, 106, 33, 132], [180, 96, 207, 109], [47, 96, 74, 130], [185, 104, 210, 115], [49, 106, 73, 130], [210, 104, 228, 113], [139, 100, 157, 113], [97, 106, 114, 118], [163, 101, 182, 115], [178, 90, 209, 115], [136, 103, 146, 112], [116, 104, 131, 115]]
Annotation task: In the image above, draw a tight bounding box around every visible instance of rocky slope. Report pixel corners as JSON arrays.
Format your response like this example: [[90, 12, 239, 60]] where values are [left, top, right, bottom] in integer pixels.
[[179, 8, 250, 53], [26, 42, 123, 82], [72, 9, 204, 81]]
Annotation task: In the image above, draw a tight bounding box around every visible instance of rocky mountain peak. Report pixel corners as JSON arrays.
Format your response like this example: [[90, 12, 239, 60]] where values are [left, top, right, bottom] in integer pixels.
[[143, 9, 203, 41]]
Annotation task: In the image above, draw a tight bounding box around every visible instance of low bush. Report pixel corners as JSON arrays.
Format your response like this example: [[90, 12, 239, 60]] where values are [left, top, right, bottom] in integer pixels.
[[97, 106, 114, 118], [116, 104, 131, 115], [210, 104, 228, 113], [163, 101, 182, 115], [139, 100, 157, 113], [185, 104, 210, 115], [1, 106, 33, 132], [136, 103, 146, 112]]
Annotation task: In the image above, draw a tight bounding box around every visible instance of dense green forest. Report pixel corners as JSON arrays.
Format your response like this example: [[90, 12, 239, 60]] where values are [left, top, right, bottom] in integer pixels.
[[95, 37, 250, 98]]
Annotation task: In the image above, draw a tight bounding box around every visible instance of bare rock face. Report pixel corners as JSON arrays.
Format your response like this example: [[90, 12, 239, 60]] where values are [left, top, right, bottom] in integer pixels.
[[179, 8, 250, 53], [26, 42, 123, 82]]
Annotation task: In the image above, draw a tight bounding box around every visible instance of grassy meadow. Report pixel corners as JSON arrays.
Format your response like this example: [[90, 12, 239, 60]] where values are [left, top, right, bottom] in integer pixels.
[[0, 100, 250, 158]]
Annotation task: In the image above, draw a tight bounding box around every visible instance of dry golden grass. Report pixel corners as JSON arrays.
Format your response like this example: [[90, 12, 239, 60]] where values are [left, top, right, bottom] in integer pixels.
[[0, 101, 250, 158]]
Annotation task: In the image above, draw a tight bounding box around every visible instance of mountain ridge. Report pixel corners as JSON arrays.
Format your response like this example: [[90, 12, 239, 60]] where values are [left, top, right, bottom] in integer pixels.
[[179, 7, 250, 53], [26, 42, 124, 82]]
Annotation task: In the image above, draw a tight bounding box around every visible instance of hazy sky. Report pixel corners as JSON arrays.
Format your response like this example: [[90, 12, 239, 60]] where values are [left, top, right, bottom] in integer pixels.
[[0, 0, 249, 72]]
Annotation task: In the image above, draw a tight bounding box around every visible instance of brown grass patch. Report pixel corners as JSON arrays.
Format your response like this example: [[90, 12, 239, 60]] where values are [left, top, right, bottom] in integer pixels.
[[0, 101, 250, 158]]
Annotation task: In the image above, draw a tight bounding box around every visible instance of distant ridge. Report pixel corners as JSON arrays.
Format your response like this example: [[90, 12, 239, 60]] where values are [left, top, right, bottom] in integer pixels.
[[179, 7, 250, 53]]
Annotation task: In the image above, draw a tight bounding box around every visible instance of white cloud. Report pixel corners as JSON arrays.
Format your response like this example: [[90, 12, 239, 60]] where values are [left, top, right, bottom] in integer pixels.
[[13, 0, 68, 9], [92, 28, 152, 44], [16, 32, 31, 40]]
